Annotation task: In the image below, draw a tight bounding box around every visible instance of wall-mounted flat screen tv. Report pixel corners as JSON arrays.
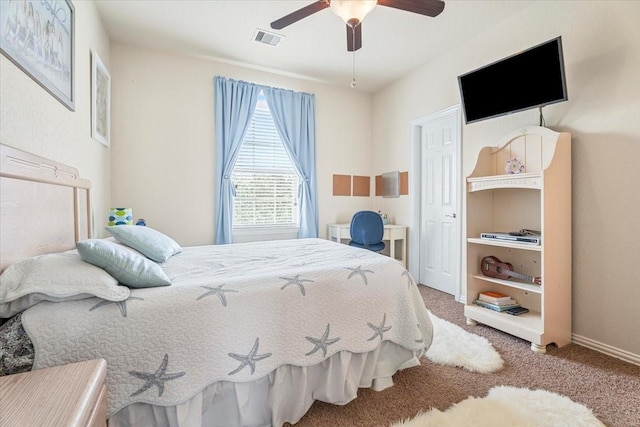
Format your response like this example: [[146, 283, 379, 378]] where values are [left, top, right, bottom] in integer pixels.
[[458, 36, 568, 124]]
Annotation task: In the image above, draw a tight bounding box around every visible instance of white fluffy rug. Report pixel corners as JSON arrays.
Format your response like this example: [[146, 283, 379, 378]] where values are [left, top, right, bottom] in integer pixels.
[[426, 312, 503, 373], [392, 386, 606, 427]]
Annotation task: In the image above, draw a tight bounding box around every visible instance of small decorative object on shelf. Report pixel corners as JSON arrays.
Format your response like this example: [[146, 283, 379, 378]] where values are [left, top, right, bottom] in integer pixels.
[[377, 210, 388, 225], [505, 157, 525, 174], [108, 208, 133, 226], [135, 218, 147, 226]]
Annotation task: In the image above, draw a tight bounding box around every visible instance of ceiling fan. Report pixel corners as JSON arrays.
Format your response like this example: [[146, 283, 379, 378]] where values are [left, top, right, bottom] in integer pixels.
[[270, 0, 446, 52]]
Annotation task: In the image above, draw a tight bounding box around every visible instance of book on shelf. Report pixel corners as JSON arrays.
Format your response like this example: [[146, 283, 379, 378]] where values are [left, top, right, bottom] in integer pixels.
[[483, 298, 518, 306], [473, 299, 521, 312], [478, 291, 514, 304]]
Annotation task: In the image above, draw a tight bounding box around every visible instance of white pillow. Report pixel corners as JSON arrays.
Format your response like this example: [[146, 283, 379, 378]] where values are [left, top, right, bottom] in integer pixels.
[[0, 252, 130, 318]]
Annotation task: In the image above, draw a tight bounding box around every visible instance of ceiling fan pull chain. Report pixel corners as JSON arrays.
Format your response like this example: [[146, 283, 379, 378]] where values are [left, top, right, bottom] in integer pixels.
[[351, 52, 356, 88], [351, 27, 357, 88]]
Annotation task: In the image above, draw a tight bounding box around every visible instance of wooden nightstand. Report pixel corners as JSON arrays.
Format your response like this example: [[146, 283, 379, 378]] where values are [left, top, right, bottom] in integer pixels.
[[0, 359, 107, 427]]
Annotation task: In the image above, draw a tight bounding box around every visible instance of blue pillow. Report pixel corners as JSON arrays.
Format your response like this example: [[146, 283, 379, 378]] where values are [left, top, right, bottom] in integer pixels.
[[106, 226, 182, 263], [76, 239, 171, 288]]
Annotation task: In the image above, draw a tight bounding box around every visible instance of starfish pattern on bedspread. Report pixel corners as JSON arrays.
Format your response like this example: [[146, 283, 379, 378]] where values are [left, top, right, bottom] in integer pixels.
[[344, 252, 368, 260], [346, 265, 374, 285], [228, 338, 272, 375], [128, 354, 185, 397], [280, 275, 314, 296], [205, 261, 227, 270], [89, 297, 145, 318], [305, 324, 341, 357], [367, 313, 392, 342], [196, 284, 238, 306]]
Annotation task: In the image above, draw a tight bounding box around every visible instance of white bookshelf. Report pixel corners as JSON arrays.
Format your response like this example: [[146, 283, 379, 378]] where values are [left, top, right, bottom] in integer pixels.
[[464, 126, 572, 353]]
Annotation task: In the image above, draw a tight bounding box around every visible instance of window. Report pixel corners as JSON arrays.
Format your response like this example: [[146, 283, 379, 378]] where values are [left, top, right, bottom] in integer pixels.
[[215, 76, 317, 244], [232, 91, 299, 227]]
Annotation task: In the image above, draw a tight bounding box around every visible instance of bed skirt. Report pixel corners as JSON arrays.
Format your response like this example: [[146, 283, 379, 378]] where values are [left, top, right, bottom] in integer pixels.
[[109, 341, 420, 427]]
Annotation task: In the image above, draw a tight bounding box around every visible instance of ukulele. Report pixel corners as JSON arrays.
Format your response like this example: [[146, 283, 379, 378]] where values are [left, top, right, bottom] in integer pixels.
[[481, 256, 542, 285]]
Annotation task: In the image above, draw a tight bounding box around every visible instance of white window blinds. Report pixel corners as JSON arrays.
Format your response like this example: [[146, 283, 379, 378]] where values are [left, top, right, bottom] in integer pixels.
[[232, 93, 299, 227]]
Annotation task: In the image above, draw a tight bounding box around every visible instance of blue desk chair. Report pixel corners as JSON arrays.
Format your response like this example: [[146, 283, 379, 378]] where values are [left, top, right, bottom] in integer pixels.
[[348, 210, 386, 252]]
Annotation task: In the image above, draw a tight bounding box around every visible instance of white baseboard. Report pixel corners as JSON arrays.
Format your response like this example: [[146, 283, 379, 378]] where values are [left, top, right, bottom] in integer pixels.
[[571, 334, 640, 367]]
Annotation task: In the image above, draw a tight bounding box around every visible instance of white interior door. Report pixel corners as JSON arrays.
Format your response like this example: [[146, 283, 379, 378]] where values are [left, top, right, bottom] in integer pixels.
[[418, 109, 460, 295]]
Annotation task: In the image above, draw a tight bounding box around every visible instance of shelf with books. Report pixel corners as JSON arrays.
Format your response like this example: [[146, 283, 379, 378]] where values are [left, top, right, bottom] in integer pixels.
[[473, 275, 542, 294], [464, 305, 542, 343]]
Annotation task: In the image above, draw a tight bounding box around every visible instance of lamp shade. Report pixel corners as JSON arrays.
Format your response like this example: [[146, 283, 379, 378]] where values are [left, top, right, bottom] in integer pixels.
[[109, 208, 133, 226], [330, 0, 377, 26]]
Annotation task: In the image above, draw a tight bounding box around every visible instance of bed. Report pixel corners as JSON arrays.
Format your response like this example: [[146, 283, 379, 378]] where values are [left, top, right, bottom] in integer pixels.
[[0, 144, 433, 427]]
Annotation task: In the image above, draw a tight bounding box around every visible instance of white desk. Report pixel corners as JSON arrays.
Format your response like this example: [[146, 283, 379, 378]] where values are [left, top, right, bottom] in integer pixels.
[[327, 223, 407, 267]]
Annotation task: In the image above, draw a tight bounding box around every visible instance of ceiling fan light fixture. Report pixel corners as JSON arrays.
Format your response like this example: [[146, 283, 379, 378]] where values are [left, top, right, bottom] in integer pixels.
[[330, 0, 377, 26]]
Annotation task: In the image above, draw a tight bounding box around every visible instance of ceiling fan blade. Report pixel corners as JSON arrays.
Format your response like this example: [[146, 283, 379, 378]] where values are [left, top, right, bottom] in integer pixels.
[[270, 1, 330, 30], [378, 0, 445, 17], [347, 23, 362, 52]]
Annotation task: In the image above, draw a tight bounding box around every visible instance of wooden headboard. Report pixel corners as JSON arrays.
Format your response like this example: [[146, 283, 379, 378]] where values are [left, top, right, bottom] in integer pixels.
[[0, 144, 92, 271]]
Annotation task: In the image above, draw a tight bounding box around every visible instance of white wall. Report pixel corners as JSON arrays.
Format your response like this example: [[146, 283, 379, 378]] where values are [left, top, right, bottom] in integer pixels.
[[109, 43, 373, 246], [373, 1, 640, 357], [0, 1, 111, 234]]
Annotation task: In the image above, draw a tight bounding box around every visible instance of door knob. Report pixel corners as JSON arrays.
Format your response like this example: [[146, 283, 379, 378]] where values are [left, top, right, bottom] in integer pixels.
[[445, 213, 457, 218]]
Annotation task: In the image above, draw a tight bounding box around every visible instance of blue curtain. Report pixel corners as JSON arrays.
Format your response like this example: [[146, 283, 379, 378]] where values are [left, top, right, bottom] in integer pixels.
[[214, 77, 261, 244], [262, 87, 318, 238]]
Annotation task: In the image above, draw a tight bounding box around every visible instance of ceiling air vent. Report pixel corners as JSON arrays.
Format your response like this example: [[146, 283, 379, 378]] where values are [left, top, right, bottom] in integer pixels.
[[253, 29, 284, 47]]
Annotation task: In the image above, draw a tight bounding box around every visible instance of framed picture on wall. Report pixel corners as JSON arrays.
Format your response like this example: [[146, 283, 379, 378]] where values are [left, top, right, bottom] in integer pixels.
[[91, 50, 110, 147], [0, 0, 75, 111]]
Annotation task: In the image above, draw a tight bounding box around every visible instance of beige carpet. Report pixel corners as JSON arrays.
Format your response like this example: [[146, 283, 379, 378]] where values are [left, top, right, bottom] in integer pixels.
[[291, 286, 640, 427]]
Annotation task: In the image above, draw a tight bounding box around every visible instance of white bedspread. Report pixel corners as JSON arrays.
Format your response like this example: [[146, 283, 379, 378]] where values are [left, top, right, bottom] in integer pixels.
[[22, 238, 433, 418]]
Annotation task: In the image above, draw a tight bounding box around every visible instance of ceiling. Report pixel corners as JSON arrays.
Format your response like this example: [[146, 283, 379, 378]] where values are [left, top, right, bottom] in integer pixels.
[[95, 0, 536, 93]]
